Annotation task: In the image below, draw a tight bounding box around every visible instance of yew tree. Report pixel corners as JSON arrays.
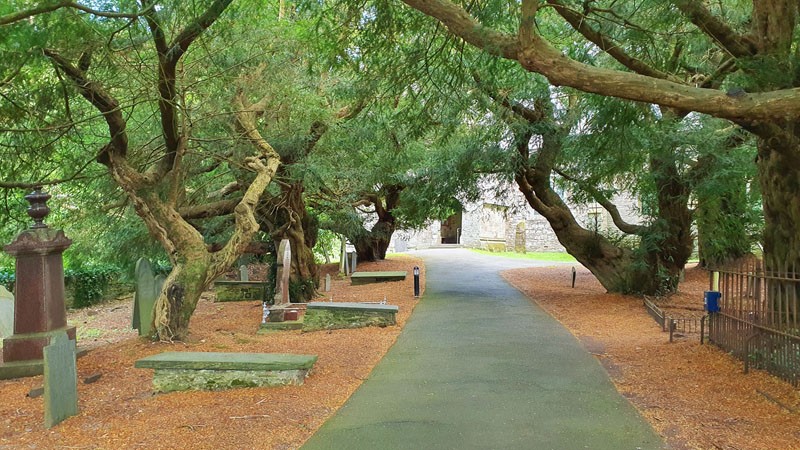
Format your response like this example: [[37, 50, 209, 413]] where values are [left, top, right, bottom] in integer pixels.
[[1, 1, 289, 340], [399, 0, 800, 273]]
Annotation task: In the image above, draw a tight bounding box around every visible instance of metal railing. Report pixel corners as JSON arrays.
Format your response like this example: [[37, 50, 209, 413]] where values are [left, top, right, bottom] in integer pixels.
[[708, 260, 800, 386], [643, 297, 706, 342]]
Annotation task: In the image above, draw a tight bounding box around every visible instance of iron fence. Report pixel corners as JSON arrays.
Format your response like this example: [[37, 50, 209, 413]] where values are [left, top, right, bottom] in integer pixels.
[[643, 297, 706, 342], [708, 260, 800, 387]]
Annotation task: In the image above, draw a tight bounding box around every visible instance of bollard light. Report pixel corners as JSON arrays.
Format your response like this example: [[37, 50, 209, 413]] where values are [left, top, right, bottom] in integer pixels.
[[413, 266, 420, 298]]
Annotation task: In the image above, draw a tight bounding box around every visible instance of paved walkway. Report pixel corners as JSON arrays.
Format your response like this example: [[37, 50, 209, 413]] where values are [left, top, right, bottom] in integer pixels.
[[302, 249, 663, 449]]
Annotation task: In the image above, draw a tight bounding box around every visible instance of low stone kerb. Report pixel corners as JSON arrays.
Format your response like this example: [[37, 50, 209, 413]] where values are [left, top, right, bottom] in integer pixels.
[[307, 302, 399, 313]]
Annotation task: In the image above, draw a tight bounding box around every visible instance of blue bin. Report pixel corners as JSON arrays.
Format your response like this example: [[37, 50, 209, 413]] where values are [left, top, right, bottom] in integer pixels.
[[704, 291, 721, 313]]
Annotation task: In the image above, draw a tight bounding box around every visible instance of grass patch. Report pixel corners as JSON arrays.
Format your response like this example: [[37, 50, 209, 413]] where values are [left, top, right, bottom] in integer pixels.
[[77, 328, 103, 339], [470, 249, 577, 263]]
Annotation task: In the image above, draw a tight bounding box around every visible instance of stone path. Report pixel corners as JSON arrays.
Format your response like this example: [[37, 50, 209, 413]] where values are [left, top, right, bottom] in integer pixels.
[[302, 249, 663, 449]]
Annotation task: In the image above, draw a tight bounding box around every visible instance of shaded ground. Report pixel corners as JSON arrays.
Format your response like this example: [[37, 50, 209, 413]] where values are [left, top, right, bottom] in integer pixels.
[[0, 255, 423, 450], [503, 264, 800, 450]]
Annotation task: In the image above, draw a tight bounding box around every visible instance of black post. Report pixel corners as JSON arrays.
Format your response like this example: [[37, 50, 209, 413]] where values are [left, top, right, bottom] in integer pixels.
[[413, 266, 420, 298], [571, 267, 576, 288]]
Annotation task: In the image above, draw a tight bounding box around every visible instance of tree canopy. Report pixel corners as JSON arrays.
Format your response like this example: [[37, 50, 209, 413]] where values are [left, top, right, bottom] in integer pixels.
[[0, 0, 783, 335]]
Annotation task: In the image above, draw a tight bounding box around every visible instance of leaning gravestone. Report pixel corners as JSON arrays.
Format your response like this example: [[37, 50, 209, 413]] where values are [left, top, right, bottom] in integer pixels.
[[132, 258, 162, 337], [0, 286, 13, 339], [43, 331, 78, 428]]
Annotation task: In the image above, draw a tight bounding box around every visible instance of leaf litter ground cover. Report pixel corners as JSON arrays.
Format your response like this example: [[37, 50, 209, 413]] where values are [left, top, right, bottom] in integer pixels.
[[2, 257, 799, 449], [0, 256, 423, 449]]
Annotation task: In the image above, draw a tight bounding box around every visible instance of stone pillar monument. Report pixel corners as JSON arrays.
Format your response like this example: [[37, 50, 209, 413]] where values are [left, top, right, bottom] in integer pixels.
[[0, 187, 75, 379], [268, 239, 292, 322]]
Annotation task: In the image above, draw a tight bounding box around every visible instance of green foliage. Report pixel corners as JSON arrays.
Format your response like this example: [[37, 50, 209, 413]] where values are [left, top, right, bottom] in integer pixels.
[[0, 267, 14, 292], [65, 265, 116, 308], [313, 229, 340, 263]]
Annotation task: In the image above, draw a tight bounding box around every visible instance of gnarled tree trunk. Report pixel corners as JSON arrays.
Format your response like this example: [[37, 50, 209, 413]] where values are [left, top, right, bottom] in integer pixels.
[[353, 185, 402, 262], [269, 181, 319, 302], [756, 128, 800, 271]]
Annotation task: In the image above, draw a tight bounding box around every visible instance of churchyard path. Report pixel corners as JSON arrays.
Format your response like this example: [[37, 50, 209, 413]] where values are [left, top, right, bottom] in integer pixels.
[[302, 249, 663, 449]]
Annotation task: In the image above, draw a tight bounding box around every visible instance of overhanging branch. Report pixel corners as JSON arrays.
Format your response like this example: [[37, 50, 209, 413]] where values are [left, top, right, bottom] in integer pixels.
[[554, 168, 645, 235]]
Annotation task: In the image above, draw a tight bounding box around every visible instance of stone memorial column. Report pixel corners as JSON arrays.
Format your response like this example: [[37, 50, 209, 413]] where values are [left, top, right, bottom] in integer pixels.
[[0, 188, 75, 379], [269, 239, 291, 322]]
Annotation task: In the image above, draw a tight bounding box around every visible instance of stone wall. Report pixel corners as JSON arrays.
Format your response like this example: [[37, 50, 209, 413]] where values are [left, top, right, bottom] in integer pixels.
[[390, 182, 642, 254]]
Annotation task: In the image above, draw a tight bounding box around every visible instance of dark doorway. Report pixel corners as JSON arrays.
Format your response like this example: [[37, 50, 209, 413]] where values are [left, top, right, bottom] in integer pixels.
[[441, 211, 462, 244]]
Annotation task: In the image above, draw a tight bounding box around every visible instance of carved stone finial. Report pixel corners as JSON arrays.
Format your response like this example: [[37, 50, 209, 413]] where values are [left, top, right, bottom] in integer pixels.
[[24, 186, 51, 229]]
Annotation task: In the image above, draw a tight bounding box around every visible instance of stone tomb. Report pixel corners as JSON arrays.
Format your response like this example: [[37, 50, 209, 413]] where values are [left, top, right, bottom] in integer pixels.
[[350, 271, 407, 285], [303, 302, 398, 332], [213, 280, 267, 302], [135, 352, 318, 393]]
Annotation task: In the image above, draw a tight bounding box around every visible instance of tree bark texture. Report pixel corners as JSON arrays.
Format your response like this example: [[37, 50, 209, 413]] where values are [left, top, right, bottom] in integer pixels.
[[756, 127, 800, 271]]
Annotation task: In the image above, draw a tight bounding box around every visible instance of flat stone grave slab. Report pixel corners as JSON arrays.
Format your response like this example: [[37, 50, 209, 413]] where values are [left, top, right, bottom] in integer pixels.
[[303, 302, 398, 332], [213, 280, 267, 302], [350, 271, 407, 285], [258, 320, 304, 333], [134, 352, 317, 393]]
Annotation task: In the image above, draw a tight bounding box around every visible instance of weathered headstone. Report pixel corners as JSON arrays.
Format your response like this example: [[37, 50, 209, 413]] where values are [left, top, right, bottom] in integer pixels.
[[132, 258, 160, 337], [239, 265, 249, 282], [324, 274, 331, 292], [339, 239, 348, 275], [394, 237, 408, 253], [350, 252, 357, 274], [273, 239, 291, 306], [0, 285, 13, 339], [1, 188, 75, 380], [514, 221, 526, 253], [43, 331, 78, 428]]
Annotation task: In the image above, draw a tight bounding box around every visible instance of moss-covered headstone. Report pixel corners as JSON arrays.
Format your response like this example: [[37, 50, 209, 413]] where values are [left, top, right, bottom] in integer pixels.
[[43, 331, 78, 428], [132, 258, 163, 337]]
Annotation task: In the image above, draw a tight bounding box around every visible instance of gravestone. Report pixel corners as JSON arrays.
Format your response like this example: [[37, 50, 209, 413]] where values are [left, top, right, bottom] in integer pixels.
[[0, 286, 13, 339], [1, 187, 75, 380], [394, 237, 408, 253], [43, 331, 78, 428], [239, 265, 249, 282], [324, 274, 331, 292], [514, 222, 526, 253], [272, 239, 291, 306], [350, 252, 357, 274], [132, 258, 162, 337], [339, 239, 348, 275]]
